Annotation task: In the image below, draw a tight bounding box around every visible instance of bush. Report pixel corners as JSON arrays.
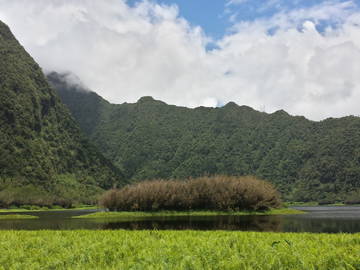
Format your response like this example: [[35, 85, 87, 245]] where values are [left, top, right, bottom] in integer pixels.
[[100, 176, 282, 212], [344, 192, 360, 205], [318, 200, 334, 206]]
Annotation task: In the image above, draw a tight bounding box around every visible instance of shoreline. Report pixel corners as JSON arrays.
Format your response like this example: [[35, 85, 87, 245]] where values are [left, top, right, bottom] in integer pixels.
[[73, 208, 304, 219]]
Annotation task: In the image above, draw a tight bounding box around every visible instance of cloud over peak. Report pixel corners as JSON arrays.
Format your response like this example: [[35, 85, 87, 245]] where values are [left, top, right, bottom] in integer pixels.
[[0, 0, 360, 120]]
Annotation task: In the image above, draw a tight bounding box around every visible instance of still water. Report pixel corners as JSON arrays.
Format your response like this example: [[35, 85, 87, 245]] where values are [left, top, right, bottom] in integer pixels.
[[0, 206, 359, 233]]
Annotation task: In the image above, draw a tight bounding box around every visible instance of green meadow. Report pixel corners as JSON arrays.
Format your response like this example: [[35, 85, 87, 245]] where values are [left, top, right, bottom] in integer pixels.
[[0, 206, 98, 213], [0, 214, 37, 219], [0, 230, 358, 270]]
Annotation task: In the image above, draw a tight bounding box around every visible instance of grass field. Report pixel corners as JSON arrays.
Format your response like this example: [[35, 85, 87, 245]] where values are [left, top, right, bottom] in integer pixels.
[[0, 230, 358, 269], [74, 208, 304, 219], [0, 206, 97, 213], [0, 214, 38, 219]]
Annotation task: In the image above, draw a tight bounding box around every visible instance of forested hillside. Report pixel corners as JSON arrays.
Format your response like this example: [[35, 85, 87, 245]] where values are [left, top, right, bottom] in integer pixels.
[[0, 21, 125, 207], [48, 74, 360, 203]]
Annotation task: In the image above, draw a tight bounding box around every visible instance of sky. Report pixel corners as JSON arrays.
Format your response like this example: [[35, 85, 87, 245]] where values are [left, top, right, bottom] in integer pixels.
[[0, 0, 360, 120]]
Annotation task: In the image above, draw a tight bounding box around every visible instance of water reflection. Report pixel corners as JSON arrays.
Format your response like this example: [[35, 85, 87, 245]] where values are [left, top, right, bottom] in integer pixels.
[[101, 215, 283, 231], [0, 206, 359, 233]]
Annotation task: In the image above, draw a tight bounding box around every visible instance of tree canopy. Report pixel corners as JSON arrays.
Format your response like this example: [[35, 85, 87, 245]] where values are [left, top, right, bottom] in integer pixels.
[[0, 21, 125, 206]]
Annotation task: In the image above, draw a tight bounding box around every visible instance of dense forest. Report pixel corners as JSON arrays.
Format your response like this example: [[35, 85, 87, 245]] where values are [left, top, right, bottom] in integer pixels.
[[0, 21, 125, 207], [49, 73, 360, 203]]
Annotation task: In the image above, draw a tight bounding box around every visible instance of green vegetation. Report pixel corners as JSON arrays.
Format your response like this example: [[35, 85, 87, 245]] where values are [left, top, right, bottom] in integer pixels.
[[0, 230, 358, 269], [0, 21, 125, 207], [344, 191, 360, 205], [0, 205, 98, 213], [0, 214, 37, 219], [49, 72, 360, 203], [286, 202, 360, 207], [100, 176, 281, 212], [285, 202, 320, 207], [74, 208, 304, 219]]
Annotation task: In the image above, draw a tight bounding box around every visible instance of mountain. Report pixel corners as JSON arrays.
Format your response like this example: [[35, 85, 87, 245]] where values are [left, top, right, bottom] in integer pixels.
[[0, 21, 125, 207], [48, 74, 360, 204]]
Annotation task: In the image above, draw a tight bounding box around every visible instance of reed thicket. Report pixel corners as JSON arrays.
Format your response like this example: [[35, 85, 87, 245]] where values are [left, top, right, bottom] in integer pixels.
[[100, 176, 281, 211]]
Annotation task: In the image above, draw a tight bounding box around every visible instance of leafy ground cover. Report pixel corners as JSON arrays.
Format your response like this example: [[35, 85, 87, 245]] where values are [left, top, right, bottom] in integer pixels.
[[74, 208, 304, 219], [0, 230, 358, 269]]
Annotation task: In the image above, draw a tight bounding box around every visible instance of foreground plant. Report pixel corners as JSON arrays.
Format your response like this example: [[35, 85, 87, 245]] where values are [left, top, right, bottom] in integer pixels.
[[0, 231, 358, 269]]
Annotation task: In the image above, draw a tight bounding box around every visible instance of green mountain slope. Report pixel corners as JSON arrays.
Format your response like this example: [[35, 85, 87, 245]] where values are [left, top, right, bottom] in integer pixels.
[[48, 74, 360, 203], [0, 21, 124, 207]]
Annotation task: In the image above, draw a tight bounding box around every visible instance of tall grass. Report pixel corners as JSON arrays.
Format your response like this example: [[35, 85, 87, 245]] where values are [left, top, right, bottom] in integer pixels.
[[0, 230, 358, 269], [100, 176, 281, 211]]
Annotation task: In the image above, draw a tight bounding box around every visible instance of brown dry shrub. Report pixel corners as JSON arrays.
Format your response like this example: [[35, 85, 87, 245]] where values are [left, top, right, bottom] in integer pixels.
[[99, 176, 282, 211]]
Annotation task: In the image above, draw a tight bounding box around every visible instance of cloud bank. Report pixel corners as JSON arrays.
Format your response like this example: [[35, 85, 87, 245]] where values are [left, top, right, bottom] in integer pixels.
[[0, 0, 360, 120]]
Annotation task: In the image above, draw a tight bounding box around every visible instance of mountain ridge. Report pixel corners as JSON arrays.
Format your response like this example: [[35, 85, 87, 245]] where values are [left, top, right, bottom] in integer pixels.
[[49, 73, 360, 123], [0, 21, 125, 206], [48, 72, 360, 203]]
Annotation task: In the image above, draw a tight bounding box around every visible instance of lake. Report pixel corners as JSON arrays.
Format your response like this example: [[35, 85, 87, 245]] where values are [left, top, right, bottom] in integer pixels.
[[0, 206, 359, 232]]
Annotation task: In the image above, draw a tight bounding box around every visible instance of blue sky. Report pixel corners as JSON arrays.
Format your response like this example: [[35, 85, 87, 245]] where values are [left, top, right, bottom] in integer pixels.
[[129, 0, 358, 39]]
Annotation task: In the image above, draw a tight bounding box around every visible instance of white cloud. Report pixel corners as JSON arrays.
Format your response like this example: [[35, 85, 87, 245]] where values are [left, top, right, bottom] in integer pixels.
[[0, 0, 360, 120], [226, 0, 249, 6]]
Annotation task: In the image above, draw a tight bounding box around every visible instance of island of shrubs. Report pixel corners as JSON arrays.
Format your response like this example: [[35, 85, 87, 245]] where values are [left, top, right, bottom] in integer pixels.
[[100, 176, 282, 211]]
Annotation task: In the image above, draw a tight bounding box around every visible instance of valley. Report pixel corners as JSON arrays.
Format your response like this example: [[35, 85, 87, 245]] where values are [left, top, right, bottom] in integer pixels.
[[0, 7, 359, 269]]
